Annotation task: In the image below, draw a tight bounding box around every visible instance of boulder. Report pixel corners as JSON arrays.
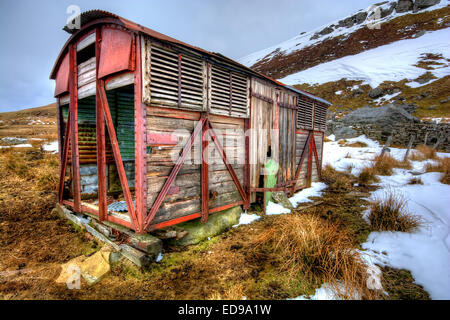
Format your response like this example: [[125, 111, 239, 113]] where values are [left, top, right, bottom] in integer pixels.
[[414, 0, 440, 12], [319, 26, 334, 36], [334, 126, 359, 140], [368, 87, 385, 99], [355, 12, 368, 24], [340, 104, 420, 129], [395, 103, 417, 114], [395, 0, 414, 12], [381, 2, 397, 18], [272, 192, 294, 210]]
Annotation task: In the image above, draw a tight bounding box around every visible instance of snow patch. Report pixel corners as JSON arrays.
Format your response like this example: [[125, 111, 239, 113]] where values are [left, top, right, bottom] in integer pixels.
[[289, 182, 327, 208], [233, 213, 261, 227]]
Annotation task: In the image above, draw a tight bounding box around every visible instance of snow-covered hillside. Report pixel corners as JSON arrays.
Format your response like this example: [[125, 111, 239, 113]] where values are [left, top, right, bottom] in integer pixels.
[[279, 27, 450, 88], [239, 0, 448, 81]]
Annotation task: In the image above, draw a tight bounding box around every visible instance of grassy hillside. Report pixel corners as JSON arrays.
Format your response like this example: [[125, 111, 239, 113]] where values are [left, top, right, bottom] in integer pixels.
[[0, 103, 57, 143]]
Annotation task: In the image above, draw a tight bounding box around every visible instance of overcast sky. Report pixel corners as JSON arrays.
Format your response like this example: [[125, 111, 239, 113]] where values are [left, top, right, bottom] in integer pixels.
[[0, 0, 378, 112]]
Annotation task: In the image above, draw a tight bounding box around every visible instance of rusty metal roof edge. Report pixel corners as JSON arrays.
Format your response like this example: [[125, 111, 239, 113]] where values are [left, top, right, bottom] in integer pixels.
[[52, 9, 331, 106]]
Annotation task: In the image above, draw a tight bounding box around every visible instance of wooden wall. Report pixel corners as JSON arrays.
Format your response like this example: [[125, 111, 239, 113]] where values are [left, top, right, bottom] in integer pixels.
[[145, 108, 245, 226], [294, 130, 324, 189]]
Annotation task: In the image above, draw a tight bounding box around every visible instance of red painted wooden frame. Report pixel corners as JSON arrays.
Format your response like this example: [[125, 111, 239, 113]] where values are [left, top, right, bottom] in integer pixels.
[[134, 34, 147, 233], [68, 43, 82, 213], [98, 79, 139, 230], [201, 114, 210, 223]]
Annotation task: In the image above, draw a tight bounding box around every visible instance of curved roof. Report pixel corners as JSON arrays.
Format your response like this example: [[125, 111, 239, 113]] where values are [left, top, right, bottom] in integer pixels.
[[51, 10, 331, 107]]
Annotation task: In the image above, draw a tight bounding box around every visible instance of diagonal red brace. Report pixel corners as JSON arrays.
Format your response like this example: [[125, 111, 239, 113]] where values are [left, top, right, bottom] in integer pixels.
[[290, 131, 312, 196], [144, 118, 205, 230], [98, 80, 140, 230], [207, 119, 248, 204]]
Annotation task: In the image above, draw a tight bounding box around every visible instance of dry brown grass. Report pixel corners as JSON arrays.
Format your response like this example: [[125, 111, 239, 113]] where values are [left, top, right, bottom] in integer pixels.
[[358, 166, 380, 185], [425, 157, 450, 185], [254, 214, 378, 299], [371, 154, 412, 176], [321, 164, 353, 191], [324, 136, 332, 143], [345, 142, 368, 148], [368, 191, 422, 232], [410, 145, 438, 161], [207, 284, 246, 300], [408, 177, 423, 185]]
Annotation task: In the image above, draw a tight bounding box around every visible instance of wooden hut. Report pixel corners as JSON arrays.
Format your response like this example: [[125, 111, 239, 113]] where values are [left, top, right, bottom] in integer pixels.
[[50, 10, 331, 235]]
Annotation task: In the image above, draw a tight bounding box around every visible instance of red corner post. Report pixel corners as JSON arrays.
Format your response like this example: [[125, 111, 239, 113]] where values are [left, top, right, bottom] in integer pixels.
[[134, 34, 147, 233], [69, 43, 82, 212], [95, 27, 107, 222], [201, 114, 209, 222]]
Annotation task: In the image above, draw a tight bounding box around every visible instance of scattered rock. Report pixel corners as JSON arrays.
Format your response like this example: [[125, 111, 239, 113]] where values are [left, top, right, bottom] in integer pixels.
[[272, 192, 294, 210], [55, 246, 112, 286], [428, 105, 438, 110], [414, 0, 440, 12], [318, 26, 334, 36], [369, 87, 385, 99], [395, 103, 417, 114], [355, 11, 368, 24], [440, 98, 449, 104], [414, 30, 426, 38], [340, 104, 420, 128], [352, 88, 364, 97], [395, 0, 414, 13], [381, 2, 397, 18], [334, 126, 359, 140]]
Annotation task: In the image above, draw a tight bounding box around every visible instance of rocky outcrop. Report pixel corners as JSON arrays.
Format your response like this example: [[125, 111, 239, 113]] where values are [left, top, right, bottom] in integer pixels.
[[339, 104, 419, 127], [396, 0, 414, 13], [248, 0, 445, 78], [414, 0, 441, 12], [326, 103, 450, 151]]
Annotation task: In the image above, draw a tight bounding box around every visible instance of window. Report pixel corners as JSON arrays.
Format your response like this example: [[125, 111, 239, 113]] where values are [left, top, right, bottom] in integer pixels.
[[210, 65, 249, 118]]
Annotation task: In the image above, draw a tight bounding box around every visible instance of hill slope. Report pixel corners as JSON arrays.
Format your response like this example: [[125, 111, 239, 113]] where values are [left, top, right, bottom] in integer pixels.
[[239, 1, 450, 120]]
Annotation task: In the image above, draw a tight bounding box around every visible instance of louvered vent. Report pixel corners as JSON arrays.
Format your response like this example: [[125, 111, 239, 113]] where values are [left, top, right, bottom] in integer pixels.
[[210, 65, 248, 118], [314, 104, 327, 132], [297, 98, 313, 130], [149, 44, 205, 111]]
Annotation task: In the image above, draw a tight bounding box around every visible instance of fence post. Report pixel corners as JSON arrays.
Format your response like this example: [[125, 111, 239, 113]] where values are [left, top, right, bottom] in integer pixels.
[[403, 135, 415, 161]]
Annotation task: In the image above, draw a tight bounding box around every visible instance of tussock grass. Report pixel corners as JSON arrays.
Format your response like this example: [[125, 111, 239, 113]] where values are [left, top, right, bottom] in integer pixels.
[[425, 157, 450, 185], [410, 144, 438, 161], [345, 141, 368, 148], [207, 284, 246, 300], [408, 177, 423, 185], [324, 136, 332, 143], [371, 154, 411, 176], [255, 214, 378, 299], [358, 166, 380, 185], [321, 164, 353, 191], [368, 191, 422, 232]]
